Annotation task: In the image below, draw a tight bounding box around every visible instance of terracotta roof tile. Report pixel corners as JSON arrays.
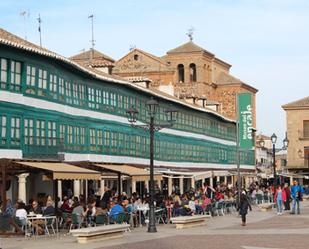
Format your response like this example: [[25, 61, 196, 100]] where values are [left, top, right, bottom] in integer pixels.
[[70, 49, 115, 67], [282, 96, 309, 109], [167, 41, 214, 55]]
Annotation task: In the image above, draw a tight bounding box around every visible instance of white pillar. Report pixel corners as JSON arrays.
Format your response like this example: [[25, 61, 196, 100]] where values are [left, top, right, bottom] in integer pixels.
[[168, 177, 173, 196], [216, 176, 220, 184], [209, 177, 213, 188], [145, 180, 149, 193], [157, 179, 162, 191], [132, 180, 136, 193], [85, 180, 88, 200], [179, 176, 184, 194], [80, 180, 84, 195], [191, 177, 195, 189], [18, 173, 29, 203], [74, 180, 80, 197], [224, 176, 227, 184], [231, 175, 234, 186], [100, 179, 105, 196], [57, 180, 62, 200]]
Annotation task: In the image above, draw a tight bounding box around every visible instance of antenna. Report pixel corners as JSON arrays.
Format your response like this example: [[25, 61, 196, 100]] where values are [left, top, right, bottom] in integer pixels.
[[88, 14, 95, 59], [186, 27, 194, 41], [129, 44, 136, 51], [37, 14, 42, 47], [20, 10, 30, 40]]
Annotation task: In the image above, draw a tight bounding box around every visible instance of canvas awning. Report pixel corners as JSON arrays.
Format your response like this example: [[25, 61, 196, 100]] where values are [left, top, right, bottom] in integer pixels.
[[17, 162, 101, 180], [94, 164, 162, 182]]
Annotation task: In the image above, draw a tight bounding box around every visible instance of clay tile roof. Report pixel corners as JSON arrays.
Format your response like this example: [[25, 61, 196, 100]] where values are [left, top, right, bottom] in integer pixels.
[[282, 96, 309, 109], [167, 41, 214, 55], [215, 71, 244, 85], [70, 49, 115, 67], [0, 28, 52, 53]]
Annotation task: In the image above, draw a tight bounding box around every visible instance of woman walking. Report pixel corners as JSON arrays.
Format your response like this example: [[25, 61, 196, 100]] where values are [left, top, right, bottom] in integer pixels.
[[239, 191, 252, 226], [274, 185, 286, 215]]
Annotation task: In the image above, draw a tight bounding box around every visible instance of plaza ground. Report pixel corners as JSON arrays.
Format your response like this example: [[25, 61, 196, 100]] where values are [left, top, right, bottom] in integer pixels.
[[3, 202, 309, 249]]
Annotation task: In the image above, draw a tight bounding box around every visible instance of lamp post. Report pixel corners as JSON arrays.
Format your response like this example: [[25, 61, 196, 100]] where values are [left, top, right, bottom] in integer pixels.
[[126, 97, 177, 233], [269, 133, 289, 197]]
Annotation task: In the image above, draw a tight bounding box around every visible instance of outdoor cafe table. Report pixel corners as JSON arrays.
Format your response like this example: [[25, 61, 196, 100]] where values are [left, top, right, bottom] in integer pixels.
[[136, 206, 149, 227], [26, 215, 58, 236]]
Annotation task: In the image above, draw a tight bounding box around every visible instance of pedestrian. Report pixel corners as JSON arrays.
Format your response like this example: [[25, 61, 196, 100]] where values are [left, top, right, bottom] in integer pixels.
[[290, 180, 304, 215], [284, 183, 291, 211], [238, 191, 252, 226], [274, 185, 286, 215]]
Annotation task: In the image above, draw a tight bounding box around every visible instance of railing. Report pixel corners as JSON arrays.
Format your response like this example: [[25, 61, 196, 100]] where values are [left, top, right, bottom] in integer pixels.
[[23, 138, 65, 160], [298, 130, 309, 140]]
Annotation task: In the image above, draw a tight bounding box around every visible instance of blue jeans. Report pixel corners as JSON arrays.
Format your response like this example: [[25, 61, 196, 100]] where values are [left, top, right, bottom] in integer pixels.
[[276, 199, 283, 213], [292, 198, 300, 214]]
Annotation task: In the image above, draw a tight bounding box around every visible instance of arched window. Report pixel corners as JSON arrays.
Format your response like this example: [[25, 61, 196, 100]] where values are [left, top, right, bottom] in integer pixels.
[[177, 64, 184, 83], [189, 63, 197, 82]]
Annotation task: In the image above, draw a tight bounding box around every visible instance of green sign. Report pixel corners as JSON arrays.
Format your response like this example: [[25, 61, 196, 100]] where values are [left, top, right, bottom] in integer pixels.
[[237, 93, 253, 149]]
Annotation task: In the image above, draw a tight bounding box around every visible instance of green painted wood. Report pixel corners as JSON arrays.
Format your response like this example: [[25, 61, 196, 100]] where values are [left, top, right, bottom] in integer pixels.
[[0, 100, 254, 165], [0, 46, 237, 142]]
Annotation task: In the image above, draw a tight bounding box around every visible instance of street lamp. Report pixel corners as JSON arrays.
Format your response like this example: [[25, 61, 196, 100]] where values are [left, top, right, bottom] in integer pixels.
[[270, 133, 289, 196], [126, 97, 178, 233]]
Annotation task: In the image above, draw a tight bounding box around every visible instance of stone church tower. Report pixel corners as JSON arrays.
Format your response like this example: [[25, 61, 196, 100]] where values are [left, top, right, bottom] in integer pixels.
[[113, 40, 257, 125]]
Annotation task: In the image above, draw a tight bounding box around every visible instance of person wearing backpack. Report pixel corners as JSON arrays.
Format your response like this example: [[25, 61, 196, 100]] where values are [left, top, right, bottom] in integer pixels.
[[290, 180, 304, 215]]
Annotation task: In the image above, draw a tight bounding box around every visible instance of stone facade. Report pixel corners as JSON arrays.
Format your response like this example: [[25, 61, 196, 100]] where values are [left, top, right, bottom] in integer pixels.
[[113, 40, 258, 124], [282, 96, 309, 170]]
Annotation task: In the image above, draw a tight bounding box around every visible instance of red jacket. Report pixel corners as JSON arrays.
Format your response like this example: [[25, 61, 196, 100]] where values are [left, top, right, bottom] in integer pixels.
[[274, 188, 287, 202]]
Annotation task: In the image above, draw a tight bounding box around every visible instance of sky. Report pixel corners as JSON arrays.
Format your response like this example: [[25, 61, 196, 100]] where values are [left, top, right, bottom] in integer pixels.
[[1, 0, 308, 143]]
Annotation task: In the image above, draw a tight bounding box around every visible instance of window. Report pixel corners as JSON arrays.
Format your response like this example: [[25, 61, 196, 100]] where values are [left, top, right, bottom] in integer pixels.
[[177, 64, 184, 83], [67, 125, 73, 144], [49, 74, 58, 99], [59, 124, 66, 144], [110, 93, 116, 107], [38, 69, 47, 95], [48, 121, 57, 146], [90, 128, 96, 151], [0, 115, 7, 145], [79, 84, 86, 106], [59, 77, 65, 101], [304, 121, 309, 138], [36, 120, 45, 146], [72, 83, 79, 105], [134, 54, 139, 61], [189, 63, 197, 82], [88, 87, 95, 108], [24, 118, 34, 145], [10, 61, 22, 92], [0, 58, 8, 89], [65, 81, 72, 104], [95, 89, 102, 109], [10, 117, 20, 146], [26, 65, 36, 94]]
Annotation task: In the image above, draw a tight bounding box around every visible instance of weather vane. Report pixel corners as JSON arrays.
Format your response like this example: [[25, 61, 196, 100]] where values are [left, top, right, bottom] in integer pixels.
[[186, 27, 194, 41]]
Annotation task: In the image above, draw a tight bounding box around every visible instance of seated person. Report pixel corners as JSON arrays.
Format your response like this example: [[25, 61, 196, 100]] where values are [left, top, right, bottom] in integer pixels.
[[29, 200, 43, 214], [109, 200, 124, 223], [85, 199, 96, 225], [43, 200, 55, 216], [60, 198, 73, 213], [72, 201, 86, 225], [15, 201, 28, 227]]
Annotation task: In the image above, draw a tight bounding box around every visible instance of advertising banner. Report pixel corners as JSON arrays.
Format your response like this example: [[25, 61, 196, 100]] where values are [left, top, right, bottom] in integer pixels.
[[237, 93, 253, 149]]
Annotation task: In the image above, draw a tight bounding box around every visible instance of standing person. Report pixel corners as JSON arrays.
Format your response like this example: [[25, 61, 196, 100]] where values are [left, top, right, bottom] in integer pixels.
[[290, 180, 304, 215], [284, 183, 291, 211], [274, 185, 286, 215], [238, 191, 252, 226]]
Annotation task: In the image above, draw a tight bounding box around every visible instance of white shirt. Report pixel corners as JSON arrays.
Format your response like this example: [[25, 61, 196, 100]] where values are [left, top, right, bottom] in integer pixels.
[[15, 209, 27, 220]]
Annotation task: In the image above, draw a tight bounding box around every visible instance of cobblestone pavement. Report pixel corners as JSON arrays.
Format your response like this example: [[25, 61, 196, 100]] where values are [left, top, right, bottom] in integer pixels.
[[3, 202, 309, 249]]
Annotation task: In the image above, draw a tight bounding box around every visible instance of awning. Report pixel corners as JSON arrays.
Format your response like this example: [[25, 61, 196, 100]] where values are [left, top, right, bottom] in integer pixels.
[[18, 162, 101, 180], [94, 164, 162, 182]]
